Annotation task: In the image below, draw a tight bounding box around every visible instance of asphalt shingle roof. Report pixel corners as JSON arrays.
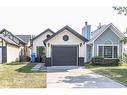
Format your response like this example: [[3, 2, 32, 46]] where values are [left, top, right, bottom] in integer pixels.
[[0, 34, 19, 46], [16, 35, 31, 43]]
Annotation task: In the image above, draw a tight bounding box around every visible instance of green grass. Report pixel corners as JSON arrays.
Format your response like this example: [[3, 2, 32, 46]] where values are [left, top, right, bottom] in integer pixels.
[[85, 64, 127, 86], [0, 63, 46, 88]]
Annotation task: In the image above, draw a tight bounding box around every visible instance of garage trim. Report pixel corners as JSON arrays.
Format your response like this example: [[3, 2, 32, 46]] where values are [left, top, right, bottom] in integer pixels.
[[51, 45, 79, 66]]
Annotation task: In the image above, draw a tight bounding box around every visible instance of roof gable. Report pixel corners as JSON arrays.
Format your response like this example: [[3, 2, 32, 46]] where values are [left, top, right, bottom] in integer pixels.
[[43, 25, 88, 45], [0, 29, 26, 44], [88, 23, 125, 44], [32, 28, 54, 41], [0, 34, 19, 46]]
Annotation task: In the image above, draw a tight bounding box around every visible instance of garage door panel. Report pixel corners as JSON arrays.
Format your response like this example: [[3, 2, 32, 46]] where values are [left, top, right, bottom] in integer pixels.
[[52, 46, 77, 66]]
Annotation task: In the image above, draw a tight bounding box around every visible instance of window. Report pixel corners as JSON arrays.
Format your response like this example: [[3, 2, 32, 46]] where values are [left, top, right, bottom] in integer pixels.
[[104, 46, 112, 58], [98, 46, 103, 57], [98, 45, 118, 58], [114, 46, 118, 58], [46, 34, 51, 38], [63, 35, 69, 41]]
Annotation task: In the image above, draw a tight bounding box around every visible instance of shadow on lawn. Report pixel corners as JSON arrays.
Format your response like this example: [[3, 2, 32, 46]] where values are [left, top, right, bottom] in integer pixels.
[[60, 72, 126, 88], [15, 63, 42, 73], [90, 68, 127, 87]]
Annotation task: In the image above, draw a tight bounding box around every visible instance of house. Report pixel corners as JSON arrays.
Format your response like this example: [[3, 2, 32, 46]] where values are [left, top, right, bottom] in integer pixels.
[[0, 29, 30, 63], [32, 28, 54, 62], [32, 26, 88, 66], [32, 22, 125, 66], [85, 22, 125, 63], [16, 35, 33, 60]]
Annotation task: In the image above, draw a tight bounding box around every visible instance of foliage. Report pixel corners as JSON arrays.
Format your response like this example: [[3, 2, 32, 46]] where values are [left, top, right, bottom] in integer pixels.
[[90, 56, 120, 66], [112, 59, 121, 66], [120, 37, 127, 44], [113, 6, 127, 16], [119, 53, 127, 64], [37, 46, 46, 63], [90, 56, 104, 65]]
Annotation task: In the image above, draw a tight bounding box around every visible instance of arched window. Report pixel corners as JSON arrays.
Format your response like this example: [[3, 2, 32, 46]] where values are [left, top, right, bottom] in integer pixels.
[[104, 40, 112, 44]]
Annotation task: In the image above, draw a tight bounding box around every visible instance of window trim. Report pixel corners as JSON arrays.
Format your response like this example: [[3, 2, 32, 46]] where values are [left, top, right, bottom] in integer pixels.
[[97, 44, 119, 59]]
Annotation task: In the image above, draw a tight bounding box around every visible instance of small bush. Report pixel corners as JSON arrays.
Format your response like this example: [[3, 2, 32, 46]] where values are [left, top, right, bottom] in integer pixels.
[[112, 59, 121, 66], [90, 56, 121, 66], [119, 53, 127, 64], [90, 56, 104, 65]]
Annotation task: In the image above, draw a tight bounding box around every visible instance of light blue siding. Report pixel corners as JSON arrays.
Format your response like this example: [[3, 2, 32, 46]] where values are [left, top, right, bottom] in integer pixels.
[[86, 45, 92, 62], [94, 28, 122, 57]]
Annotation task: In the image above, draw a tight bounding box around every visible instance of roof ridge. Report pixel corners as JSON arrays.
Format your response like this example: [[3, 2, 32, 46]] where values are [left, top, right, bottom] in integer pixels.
[[43, 25, 88, 45], [32, 28, 54, 41]]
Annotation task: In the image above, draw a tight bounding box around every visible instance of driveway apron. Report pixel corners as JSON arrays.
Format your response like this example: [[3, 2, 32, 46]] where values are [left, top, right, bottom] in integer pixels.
[[47, 66, 126, 88]]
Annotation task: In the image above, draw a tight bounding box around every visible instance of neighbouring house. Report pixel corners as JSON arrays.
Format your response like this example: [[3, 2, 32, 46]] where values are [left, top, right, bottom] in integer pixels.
[[122, 28, 127, 54], [85, 22, 125, 63], [0, 29, 30, 63], [16, 35, 33, 61], [32, 22, 125, 66], [32, 28, 54, 62]]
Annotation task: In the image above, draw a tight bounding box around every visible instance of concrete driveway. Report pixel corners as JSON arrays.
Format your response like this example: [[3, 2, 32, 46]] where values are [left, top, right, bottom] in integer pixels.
[[47, 66, 126, 88]]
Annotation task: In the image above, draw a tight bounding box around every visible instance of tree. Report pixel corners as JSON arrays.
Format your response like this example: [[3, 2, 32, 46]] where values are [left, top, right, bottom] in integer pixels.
[[113, 6, 127, 16], [120, 37, 127, 44]]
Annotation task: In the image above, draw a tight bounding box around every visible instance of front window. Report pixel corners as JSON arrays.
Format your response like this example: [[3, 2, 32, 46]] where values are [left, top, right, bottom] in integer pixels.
[[104, 46, 112, 58], [98, 45, 118, 58]]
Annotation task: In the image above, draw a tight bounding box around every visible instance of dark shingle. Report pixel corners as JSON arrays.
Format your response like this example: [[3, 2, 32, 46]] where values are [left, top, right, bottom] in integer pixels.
[[16, 35, 32, 43]]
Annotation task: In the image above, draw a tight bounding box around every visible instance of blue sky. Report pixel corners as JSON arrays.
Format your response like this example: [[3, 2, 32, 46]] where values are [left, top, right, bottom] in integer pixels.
[[0, 0, 126, 35]]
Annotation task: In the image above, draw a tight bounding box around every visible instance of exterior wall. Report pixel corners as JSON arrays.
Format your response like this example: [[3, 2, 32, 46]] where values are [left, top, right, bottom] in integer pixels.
[[27, 40, 32, 57], [94, 28, 122, 57], [0, 39, 2, 46], [32, 31, 53, 53], [46, 29, 85, 58], [7, 44, 20, 63], [86, 44, 92, 62]]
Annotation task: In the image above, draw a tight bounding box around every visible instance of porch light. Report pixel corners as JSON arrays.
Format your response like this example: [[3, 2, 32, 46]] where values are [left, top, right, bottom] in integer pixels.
[[80, 43, 82, 47], [48, 43, 50, 47]]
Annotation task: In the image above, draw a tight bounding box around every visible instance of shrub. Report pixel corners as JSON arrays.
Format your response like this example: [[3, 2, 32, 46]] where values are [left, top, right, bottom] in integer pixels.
[[119, 53, 127, 64], [90, 56, 121, 66], [110, 59, 120, 66], [90, 56, 104, 65]]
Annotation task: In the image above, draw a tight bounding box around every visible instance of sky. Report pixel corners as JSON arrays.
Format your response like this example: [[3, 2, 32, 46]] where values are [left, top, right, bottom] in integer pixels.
[[0, 0, 126, 35]]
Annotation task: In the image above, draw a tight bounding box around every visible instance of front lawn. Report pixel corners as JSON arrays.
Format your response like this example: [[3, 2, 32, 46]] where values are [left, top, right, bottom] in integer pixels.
[[0, 63, 46, 88], [85, 64, 127, 86]]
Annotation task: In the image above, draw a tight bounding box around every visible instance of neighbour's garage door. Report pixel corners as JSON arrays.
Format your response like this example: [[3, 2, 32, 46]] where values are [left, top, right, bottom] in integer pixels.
[[52, 46, 78, 66]]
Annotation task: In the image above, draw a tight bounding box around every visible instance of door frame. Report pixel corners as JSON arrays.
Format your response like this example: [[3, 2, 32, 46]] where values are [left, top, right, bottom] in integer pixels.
[[0, 46, 7, 64], [51, 45, 79, 66]]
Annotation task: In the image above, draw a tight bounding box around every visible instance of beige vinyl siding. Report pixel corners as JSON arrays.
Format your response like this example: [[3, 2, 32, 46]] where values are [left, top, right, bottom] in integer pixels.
[[7, 44, 20, 63], [46, 29, 85, 58], [32, 31, 53, 53]]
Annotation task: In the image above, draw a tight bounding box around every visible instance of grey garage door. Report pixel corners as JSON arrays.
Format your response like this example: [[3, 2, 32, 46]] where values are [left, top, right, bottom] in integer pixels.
[[52, 46, 78, 66]]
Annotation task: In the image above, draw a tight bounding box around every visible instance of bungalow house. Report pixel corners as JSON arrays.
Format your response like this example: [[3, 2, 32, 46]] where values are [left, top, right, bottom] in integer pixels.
[[85, 22, 125, 63], [32, 26, 88, 66], [0, 29, 31, 63], [32, 22, 125, 66]]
